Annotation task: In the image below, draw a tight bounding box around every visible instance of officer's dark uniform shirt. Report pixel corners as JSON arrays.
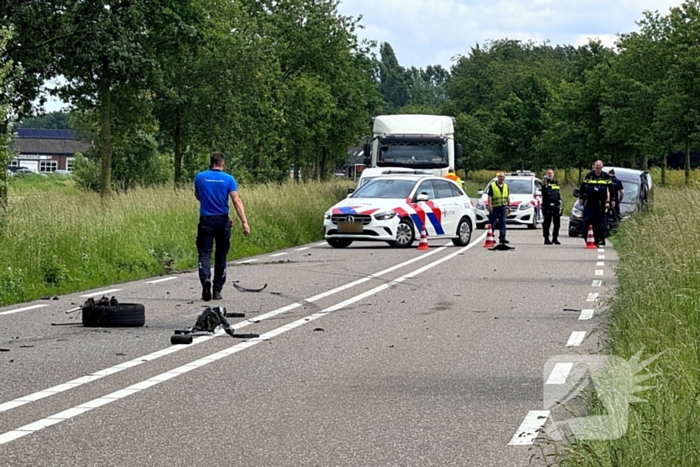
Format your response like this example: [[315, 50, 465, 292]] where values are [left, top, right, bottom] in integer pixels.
[[541, 178, 562, 211], [580, 170, 611, 206]]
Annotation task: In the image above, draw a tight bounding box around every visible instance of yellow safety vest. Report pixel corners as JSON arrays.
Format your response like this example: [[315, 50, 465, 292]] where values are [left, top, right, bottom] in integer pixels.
[[490, 182, 509, 207]]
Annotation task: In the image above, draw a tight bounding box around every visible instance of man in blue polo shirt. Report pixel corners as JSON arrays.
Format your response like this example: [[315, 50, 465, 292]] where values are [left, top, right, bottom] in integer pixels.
[[194, 151, 250, 301]]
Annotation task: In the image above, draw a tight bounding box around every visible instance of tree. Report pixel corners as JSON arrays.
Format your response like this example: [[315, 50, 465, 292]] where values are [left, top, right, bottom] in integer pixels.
[[0, 25, 16, 212], [17, 111, 70, 129], [377, 42, 409, 111]]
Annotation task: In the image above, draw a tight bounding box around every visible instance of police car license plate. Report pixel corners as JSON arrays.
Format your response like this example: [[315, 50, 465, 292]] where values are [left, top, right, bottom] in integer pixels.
[[338, 220, 363, 233]]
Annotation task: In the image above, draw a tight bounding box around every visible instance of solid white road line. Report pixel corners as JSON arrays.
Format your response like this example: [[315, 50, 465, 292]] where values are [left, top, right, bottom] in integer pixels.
[[545, 363, 573, 385], [566, 331, 586, 347], [295, 247, 310, 251], [596, 261, 604, 267], [146, 277, 177, 284], [0, 235, 486, 445], [586, 293, 599, 302], [579, 309, 595, 320], [591, 280, 602, 287], [509, 411, 550, 446], [79, 289, 122, 298], [0, 304, 48, 316], [595, 270, 604, 276], [316, 242, 327, 246], [0, 233, 486, 415], [269, 252, 287, 257]]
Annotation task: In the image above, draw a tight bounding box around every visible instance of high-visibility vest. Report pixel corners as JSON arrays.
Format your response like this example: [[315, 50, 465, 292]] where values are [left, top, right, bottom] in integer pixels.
[[445, 173, 461, 184], [489, 182, 509, 207]]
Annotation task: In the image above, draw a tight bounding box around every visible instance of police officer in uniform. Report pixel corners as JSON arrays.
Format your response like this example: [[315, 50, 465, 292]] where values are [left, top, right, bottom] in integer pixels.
[[579, 160, 611, 246], [541, 168, 562, 244]]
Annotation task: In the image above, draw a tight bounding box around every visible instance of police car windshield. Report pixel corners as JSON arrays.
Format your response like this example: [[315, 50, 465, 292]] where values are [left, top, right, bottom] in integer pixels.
[[502, 179, 532, 195], [352, 179, 416, 199]]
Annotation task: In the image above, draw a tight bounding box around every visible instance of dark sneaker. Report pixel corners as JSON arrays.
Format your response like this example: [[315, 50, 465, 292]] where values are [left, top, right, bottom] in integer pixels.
[[500, 238, 509, 244], [213, 290, 222, 300], [544, 238, 552, 245], [202, 279, 212, 302], [552, 238, 561, 245]]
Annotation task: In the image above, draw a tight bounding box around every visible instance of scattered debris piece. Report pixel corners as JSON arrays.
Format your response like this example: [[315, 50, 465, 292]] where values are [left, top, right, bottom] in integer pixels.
[[232, 281, 267, 293]]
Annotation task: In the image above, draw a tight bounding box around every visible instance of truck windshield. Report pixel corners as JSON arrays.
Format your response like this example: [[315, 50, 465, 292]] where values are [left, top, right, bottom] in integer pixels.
[[377, 141, 447, 169]]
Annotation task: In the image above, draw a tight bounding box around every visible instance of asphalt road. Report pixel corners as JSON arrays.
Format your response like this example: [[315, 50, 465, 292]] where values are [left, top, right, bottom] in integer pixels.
[[0, 220, 615, 467]]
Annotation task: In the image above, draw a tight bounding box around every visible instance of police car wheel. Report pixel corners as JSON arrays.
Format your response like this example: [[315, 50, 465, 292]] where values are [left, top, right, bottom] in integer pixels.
[[391, 219, 415, 248], [327, 238, 353, 248], [452, 218, 472, 246], [528, 216, 538, 229]]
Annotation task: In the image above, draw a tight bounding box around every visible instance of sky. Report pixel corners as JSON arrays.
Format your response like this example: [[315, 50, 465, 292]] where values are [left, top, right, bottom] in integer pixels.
[[336, 0, 685, 70]]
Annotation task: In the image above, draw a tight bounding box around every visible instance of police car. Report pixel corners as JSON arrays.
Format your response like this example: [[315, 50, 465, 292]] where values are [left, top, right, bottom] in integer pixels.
[[474, 171, 543, 229], [323, 174, 476, 248]]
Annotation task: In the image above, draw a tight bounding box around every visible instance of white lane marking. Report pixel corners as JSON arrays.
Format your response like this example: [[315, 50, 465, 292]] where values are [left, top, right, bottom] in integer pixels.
[[79, 289, 122, 298], [586, 293, 599, 302], [146, 277, 176, 284], [598, 254, 605, 260], [596, 261, 604, 267], [269, 253, 287, 257], [0, 235, 486, 445], [295, 247, 310, 251], [579, 309, 595, 320], [509, 411, 550, 446], [591, 280, 602, 287], [316, 242, 327, 246], [598, 248, 605, 253], [0, 233, 486, 415], [566, 331, 586, 347], [546, 363, 573, 385], [236, 259, 258, 264], [0, 304, 48, 316], [595, 270, 604, 276]]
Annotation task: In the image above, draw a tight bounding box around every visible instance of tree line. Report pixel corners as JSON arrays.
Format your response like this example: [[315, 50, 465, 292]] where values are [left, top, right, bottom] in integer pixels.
[[2, 0, 700, 200]]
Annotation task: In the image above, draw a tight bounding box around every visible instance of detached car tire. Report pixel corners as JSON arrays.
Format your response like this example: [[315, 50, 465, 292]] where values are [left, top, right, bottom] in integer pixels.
[[82, 303, 146, 327]]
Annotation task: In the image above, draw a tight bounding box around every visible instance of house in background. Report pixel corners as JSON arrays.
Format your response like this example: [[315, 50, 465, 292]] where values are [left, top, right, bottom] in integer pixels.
[[9, 129, 90, 173], [344, 146, 366, 180]]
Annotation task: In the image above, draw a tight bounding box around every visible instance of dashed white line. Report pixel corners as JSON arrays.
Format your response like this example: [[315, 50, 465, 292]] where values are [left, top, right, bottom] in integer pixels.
[[0, 304, 48, 316], [236, 259, 258, 264], [79, 289, 122, 298], [566, 331, 586, 347], [509, 411, 550, 445], [269, 252, 287, 257], [146, 277, 177, 284], [591, 280, 602, 287], [595, 270, 604, 276], [295, 247, 310, 251], [598, 248, 605, 253], [316, 242, 327, 246], [597, 254, 605, 260], [579, 309, 595, 320], [0, 233, 486, 417], [586, 293, 599, 302], [0, 234, 487, 445], [596, 261, 604, 267], [546, 363, 573, 385]]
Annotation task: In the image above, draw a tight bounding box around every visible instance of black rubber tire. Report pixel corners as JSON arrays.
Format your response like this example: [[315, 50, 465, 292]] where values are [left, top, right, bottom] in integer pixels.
[[171, 334, 193, 345], [82, 303, 145, 327], [452, 218, 473, 246], [528, 216, 538, 229], [327, 238, 353, 248], [391, 218, 415, 248]]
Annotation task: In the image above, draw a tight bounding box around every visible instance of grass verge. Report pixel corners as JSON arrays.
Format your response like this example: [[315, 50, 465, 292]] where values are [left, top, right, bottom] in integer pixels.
[[0, 179, 350, 306]]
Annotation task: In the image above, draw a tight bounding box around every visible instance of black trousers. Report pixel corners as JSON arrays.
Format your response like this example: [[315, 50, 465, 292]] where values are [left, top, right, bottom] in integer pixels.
[[582, 202, 607, 243], [196, 215, 231, 291], [542, 208, 560, 239]]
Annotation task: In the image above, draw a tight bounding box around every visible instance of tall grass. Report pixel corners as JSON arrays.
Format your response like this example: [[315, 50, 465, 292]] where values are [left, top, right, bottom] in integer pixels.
[[0, 179, 350, 306], [559, 187, 700, 466]]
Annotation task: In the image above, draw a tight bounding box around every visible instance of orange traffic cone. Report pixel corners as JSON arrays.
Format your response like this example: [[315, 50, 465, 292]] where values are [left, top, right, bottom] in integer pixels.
[[585, 225, 597, 249], [417, 225, 429, 250], [484, 223, 496, 248]]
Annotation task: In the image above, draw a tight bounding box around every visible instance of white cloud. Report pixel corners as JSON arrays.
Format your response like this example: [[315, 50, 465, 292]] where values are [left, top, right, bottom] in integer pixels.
[[337, 0, 685, 69]]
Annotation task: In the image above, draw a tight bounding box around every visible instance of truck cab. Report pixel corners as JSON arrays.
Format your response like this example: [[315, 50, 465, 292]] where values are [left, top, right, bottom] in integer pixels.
[[363, 115, 462, 178]]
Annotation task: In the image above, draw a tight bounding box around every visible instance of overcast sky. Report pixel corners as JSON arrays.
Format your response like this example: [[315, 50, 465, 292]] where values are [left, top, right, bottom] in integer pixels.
[[337, 0, 685, 70]]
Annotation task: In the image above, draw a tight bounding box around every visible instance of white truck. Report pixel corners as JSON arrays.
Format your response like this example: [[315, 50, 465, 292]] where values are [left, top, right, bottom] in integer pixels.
[[361, 114, 462, 183]]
